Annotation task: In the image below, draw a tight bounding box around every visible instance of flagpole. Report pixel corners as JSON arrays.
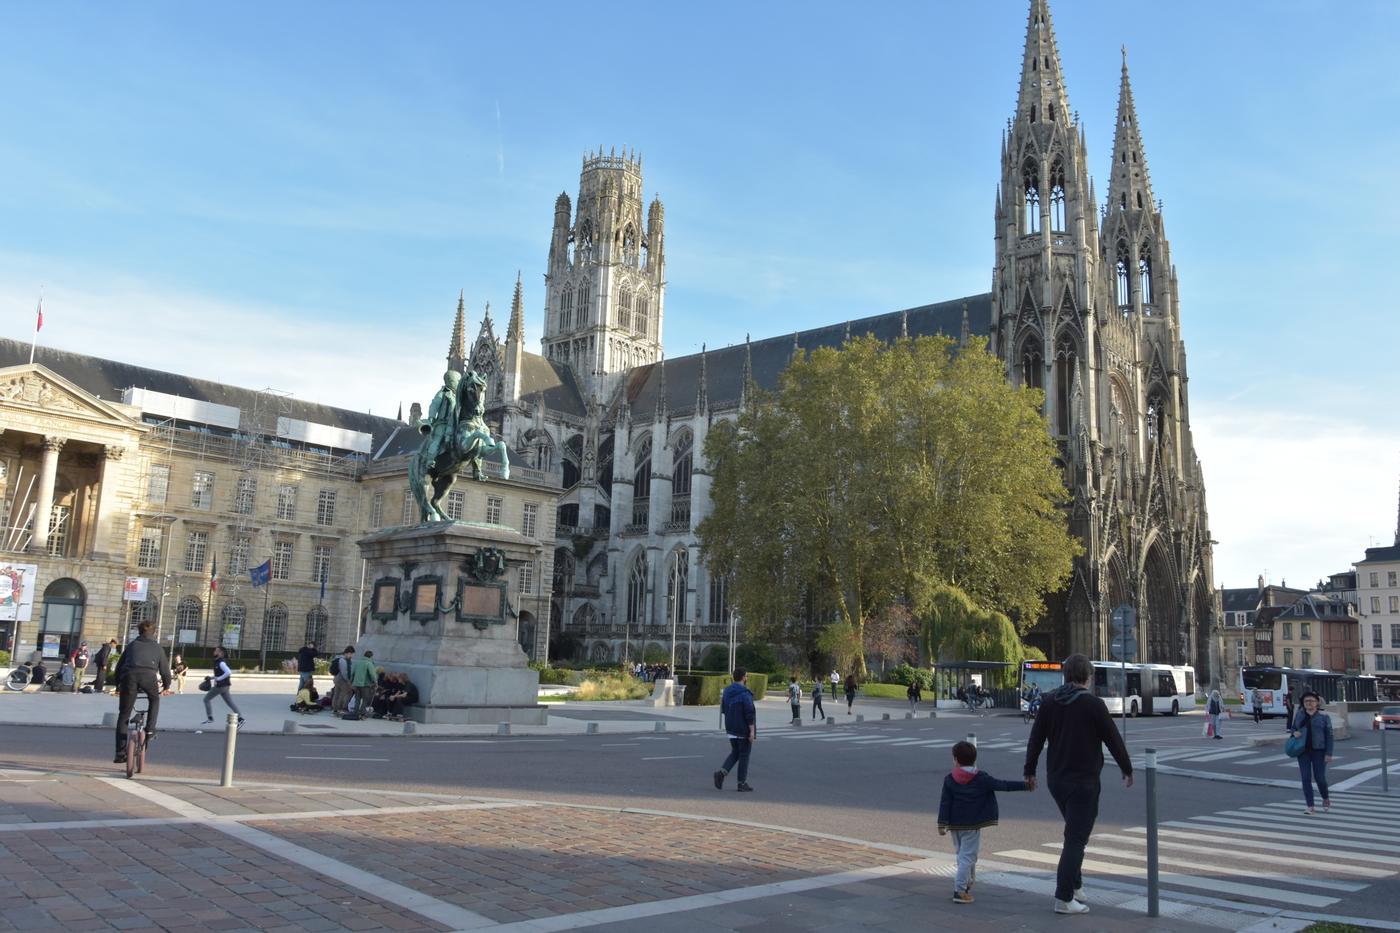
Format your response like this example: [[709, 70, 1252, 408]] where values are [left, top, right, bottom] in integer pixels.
[[29, 296, 42, 365]]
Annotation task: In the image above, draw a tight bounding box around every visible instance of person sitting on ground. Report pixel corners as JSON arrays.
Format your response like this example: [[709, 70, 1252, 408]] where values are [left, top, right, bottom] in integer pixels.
[[290, 678, 322, 713], [371, 669, 394, 719], [388, 674, 419, 721], [30, 659, 48, 684]]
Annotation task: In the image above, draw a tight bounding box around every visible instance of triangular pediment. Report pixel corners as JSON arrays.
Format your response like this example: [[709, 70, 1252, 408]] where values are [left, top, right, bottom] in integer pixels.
[[0, 364, 145, 430]]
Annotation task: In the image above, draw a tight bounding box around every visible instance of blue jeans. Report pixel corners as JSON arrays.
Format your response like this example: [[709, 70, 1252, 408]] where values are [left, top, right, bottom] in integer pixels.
[[1298, 749, 1329, 808], [951, 829, 981, 893], [721, 738, 751, 784], [299, 671, 314, 689]]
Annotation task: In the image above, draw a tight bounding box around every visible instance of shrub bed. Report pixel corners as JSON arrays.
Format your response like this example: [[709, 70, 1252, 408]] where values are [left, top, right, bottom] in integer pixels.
[[678, 671, 768, 705]]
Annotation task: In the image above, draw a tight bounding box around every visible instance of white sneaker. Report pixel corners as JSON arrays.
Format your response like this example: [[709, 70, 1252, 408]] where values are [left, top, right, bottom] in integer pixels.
[[1054, 898, 1090, 915], [1072, 887, 1086, 904]]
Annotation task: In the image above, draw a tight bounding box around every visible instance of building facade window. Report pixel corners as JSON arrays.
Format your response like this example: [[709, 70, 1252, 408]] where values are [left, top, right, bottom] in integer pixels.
[[1375, 624, 1384, 648], [1389, 571, 1398, 587], [1300, 622, 1311, 640], [1369, 572, 1380, 587], [224, 540, 249, 579], [1301, 648, 1312, 668], [519, 561, 534, 595], [234, 476, 256, 515], [1391, 596, 1399, 613], [1283, 648, 1294, 666], [313, 545, 332, 586], [402, 490, 414, 525], [272, 541, 293, 580], [445, 490, 465, 521], [1022, 159, 1040, 235], [522, 502, 538, 539], [147, 464, 170, 504], [626, 556, 647, 629], [316, 489, 337, 526], [262, 603, 287, 651], [1392, 624, 1400, 649], [1282, 622, 1293, 640], [183, 530, 208, 573], [1049, 159, 1066, 232], [305, 606, 328, 646], [47, 505, 71, 557], [1373, 596, 1383, 613], [137, 526, 164, 569], [176, 597, 202, 643], [220, 600, 246, 648], [486, 496, 502, 525], [277, 484, 297, 520], [191, 471, 215, 510], [370, 492, 383, 529], [708, 573, 731, 627]]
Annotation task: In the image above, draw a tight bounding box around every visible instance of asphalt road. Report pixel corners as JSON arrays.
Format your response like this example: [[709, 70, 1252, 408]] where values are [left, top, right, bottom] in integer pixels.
[[5, 702, 1400, 927]]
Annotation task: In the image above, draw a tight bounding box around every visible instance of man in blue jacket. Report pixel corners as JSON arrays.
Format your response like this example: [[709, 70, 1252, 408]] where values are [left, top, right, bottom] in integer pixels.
[[714, 668, 756, 792]]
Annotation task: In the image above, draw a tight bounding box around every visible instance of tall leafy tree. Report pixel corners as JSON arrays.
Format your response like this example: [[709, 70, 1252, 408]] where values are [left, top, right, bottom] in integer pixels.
[[700, 335, 1077, 674]]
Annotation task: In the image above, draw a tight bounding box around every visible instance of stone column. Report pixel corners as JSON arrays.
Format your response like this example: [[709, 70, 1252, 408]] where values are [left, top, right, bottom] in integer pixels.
[[30, 435, 66, 553], [89, 445, 127, 559]]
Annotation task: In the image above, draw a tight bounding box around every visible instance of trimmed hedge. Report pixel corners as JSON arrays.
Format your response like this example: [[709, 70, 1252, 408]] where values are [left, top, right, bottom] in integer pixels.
[[678, 671, 768, 705]]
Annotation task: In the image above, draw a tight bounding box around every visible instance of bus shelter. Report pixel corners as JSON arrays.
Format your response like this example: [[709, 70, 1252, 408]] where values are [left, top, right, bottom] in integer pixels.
[[932, 660, 1015, 709]]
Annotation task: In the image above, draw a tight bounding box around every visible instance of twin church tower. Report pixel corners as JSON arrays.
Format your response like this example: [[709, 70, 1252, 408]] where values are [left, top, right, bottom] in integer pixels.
[[466, 0, 1215, 682]]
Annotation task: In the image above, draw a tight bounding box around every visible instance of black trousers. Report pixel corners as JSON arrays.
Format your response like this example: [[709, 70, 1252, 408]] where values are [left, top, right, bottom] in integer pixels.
[[1048, 778, 1101, 903], [116, 672, 160, 751]]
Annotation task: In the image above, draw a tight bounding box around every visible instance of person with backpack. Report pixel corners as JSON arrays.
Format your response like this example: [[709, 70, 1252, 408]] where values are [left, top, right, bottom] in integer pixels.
[[201, 646, 245, 727], [1205, 689, 1225, 740], [811, 679, 825, 720], [939, 740, 1031, 904], [787, 676, 802, 724], [330, 646, 355, 715], [72, 642, 90, 687], [350, 648, 378, 719], [113, 620, 172, 763]]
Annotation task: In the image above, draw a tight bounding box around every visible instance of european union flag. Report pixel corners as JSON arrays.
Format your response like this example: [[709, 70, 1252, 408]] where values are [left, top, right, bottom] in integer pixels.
[[249, 559, 272, 588]]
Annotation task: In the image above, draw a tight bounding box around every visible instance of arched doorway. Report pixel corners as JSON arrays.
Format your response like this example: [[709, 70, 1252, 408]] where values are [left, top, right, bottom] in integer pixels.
[[39, 578, 85, 661], [1143, 539, 1179, 664]]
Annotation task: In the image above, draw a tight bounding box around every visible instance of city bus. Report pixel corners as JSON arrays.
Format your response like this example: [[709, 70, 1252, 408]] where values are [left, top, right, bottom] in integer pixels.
[[1019, 660, 1064, 711], [1142, 663, 1196, 715], [1091, 660, 1144, 716], [1239, 666, 1330, 716]]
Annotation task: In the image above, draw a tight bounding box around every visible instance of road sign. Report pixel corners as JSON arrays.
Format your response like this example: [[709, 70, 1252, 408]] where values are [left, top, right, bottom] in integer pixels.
[[1108, 635, 1138, 662], [1110, 605, 1136, 635]]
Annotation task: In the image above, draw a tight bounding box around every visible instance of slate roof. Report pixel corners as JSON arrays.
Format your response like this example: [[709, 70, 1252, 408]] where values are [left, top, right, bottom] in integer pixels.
[[1278, 593, 1356, 621], [518, 354, 587, 417], [1, 337, 403, 450], [1360, 545, 1400, 564], [618, 292, 993, 418], [1220, 588, 1260, 614]]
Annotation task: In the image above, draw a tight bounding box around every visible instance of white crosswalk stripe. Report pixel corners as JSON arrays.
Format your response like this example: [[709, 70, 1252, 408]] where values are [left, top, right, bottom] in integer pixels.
[[991, 789, 1400, 912]]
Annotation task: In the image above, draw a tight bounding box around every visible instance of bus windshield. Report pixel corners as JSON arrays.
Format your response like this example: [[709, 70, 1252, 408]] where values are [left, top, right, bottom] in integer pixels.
[[1021, 665, 1063, 695], [1242, 669, 1282, 690]]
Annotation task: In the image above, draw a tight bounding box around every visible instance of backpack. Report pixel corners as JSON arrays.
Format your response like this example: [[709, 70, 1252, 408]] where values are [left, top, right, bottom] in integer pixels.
[[788, 683, 800, 702]]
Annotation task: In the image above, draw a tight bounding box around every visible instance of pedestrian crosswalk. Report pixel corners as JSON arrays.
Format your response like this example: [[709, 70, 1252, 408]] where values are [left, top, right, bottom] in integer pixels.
[[765, 728, 1026, 752], [991, 792, 1400, 912]]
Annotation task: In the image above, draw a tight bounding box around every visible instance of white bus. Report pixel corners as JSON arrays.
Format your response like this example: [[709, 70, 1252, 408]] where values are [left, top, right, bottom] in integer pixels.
[[1142, 663, 1196, 715], [1091, 660, 1144, 716]]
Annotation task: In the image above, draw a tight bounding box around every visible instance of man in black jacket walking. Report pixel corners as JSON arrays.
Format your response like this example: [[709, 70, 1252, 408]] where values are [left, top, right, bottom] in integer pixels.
[[1023, 653, 1133, 916], [114, 621, 172, 763]]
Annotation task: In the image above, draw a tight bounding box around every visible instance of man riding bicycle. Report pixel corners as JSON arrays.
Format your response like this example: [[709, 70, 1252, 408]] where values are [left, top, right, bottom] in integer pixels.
[[114, 620, 172, 764]]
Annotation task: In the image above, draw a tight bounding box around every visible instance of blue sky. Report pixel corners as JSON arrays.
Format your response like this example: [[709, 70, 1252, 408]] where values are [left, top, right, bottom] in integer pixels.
[[2, 1, 1397, 589]]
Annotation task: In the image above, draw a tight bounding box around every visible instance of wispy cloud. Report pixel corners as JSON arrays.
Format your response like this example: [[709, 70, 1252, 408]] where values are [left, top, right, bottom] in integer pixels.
[[495, 100, 506, 178]]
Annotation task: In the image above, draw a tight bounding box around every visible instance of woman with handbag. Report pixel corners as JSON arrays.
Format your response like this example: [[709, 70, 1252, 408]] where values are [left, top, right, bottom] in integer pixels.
[[201, 647, 245, 727], [1205, 690, 1225, 740], [1289, 690, 1333, 814]]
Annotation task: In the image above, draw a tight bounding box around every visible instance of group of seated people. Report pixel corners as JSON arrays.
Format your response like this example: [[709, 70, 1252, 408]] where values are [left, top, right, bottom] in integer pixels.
[[290, 670, 419, 721]]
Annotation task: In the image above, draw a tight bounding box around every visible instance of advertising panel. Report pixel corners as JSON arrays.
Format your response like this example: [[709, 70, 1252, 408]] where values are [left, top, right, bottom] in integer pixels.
[[0, 562, 39, 622]]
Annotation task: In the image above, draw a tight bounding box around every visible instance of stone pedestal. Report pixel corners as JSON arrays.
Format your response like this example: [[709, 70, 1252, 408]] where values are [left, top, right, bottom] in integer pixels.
[[356, 521, 545, 725]]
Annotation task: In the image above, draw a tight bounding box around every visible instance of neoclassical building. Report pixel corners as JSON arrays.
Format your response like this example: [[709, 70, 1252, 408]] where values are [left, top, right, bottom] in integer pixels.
[[0, 342, 556, 665], [466, 0, 1216, 680]]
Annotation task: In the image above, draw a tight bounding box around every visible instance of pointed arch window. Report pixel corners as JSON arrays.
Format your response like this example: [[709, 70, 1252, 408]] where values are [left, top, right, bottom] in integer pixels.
[[1139, 248, 1154, 310], [1048, 103, 1055, 122], [622, 225, 637, 265], [575, 283, 589, 326], [1115, 241, 1132, 310], [631, 438, 651, 528], [671, 431, 693, 526], [619, 286, 633, 330], [1055, 334, 1078, 436], [560, 287, 573, 330], [1136, 191, 1144, 210], [1146, 392, 1166, 444], [666, 549, 689, 632], [637, 296, 649, 337], [626, 555, 648, 628], [1029, 104, 1037, 124], [1022, 159, 1040, 235], [1049, 159, 1066, 232], [1020, 343, 1043, 391]]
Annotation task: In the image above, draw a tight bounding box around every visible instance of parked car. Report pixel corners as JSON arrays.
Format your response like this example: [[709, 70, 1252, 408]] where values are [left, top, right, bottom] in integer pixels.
[[1372, 706, 1400, 730]]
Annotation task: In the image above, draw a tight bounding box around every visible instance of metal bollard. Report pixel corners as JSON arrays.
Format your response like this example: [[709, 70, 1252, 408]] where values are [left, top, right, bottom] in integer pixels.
[[856, 714, 865, 722], [882, 713, 891, 721], [928, 710, 937, 719], [905, 712, 914, 720], [402, 720, 417, 735], [586, 722, 600, 734], [220, 713, 239, 787], [496, 722, 511, 736], [826, 716, 835, 725], [966, 732, 976, 748], [101, 712, 117, 728], [1145, 747, 1159, 917], [653, 721, 666, 733], [1383, 726, 1390, 794], [282, 719, 298, 734], [792, 717, 803, 728]]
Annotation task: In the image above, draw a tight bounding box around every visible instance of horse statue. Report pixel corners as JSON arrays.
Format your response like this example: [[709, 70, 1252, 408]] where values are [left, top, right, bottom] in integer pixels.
[[409, 368, 510, 523]]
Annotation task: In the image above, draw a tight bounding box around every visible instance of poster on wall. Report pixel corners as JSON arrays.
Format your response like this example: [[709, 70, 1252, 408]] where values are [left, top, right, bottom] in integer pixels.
[[123, 577, 149, 602], [42, 634, 61, 658], [0, 562, 39, 622], [221, 621, 241, 650]]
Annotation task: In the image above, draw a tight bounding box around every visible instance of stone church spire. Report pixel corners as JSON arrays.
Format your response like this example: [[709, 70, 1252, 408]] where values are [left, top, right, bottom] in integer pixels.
[[502, 272, 526, 403], [448, 290, 467, 372], [1106, 47, 1156, 216], [1015, 0, 1072, 128]]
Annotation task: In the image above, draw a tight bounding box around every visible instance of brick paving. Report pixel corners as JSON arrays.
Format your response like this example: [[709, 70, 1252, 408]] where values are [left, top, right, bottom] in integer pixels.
[[260, 806, 911, 925], [0, 772, 171, 824]]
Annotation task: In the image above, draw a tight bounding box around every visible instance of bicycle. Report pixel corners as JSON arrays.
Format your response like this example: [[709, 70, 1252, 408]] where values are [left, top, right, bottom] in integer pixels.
[[125, 696, 151, 779]]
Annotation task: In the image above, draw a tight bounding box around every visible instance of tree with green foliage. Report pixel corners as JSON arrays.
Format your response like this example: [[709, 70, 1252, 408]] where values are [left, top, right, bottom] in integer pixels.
[[700, 335, 1078, 674]]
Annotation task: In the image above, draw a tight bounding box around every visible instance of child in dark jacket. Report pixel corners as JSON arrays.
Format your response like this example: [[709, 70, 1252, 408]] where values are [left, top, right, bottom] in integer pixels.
[[937, 740, 1030, 904]]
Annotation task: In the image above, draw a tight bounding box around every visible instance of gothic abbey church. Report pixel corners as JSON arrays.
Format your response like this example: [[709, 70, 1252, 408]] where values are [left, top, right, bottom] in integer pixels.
[[467, 0, 1216, 681]]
